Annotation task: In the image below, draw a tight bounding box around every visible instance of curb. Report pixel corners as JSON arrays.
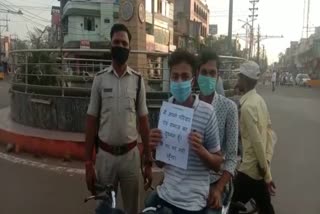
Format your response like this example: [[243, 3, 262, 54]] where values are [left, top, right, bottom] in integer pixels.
[[0, 107, 145, 161], [0, 127, 145, 161], [0, 128, 145, 161], [0, 127, 86, 160]]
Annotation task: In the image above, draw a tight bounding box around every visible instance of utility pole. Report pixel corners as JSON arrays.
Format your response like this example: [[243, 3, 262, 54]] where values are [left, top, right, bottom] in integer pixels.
[[0, 9, 22, 61], [228, 0, 234, 55], [248, 0, 259, 59], [238, 18, 251, 59], [302, 0, 311, 38], [0, 17, 10, 62], [306, 0, 311, 38], [257, 25, 261, 64]]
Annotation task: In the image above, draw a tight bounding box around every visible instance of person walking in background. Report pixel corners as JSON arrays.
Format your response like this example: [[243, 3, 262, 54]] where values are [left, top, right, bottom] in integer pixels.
[[230, 61, 275, 214], [271, 71, 277, 92], [85, 23, 152, 214]]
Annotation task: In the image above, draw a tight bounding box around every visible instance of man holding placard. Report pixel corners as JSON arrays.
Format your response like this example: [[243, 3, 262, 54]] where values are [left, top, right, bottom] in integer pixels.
[[195, 49, 239, 214], [147, 50, 223, 214]]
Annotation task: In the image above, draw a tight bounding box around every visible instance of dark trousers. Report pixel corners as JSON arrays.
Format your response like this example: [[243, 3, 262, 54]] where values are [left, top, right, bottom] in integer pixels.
[[230, 172, 275, 214], [272, 82, 276, 92]]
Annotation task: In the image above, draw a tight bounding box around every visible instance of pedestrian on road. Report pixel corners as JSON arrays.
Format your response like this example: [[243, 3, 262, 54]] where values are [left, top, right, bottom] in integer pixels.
[[194, 49, 239, 214], [85, 23, 153, 214], [271, 71, 277, 92], [147, 49, 223, 214], [229, 61, 276, 214]]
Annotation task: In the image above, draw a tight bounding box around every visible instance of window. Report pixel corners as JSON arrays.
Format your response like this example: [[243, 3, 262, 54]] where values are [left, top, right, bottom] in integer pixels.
[[162, 0, 166, 16], [146, 0, 152, 12], [154, 26, 169, 45], [157, 0, 162, 13], [194, 3, 196, 12], [146, 23, 153, 35], [84, 17, 95, 31], [62, 18, 68, 34]]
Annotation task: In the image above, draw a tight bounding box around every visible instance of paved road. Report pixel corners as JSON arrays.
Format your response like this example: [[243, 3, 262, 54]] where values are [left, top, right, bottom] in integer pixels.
[[260, 85, 320, 214], [0, 81, 320, 214]]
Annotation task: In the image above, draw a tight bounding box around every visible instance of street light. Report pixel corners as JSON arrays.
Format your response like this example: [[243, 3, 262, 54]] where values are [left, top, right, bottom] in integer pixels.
[[237, 19, 251, 59]]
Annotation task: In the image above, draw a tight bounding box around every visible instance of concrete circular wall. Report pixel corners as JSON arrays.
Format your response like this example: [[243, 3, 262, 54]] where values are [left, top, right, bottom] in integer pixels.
[[10, 89, 163, 132], [10, 90, 89, 132]]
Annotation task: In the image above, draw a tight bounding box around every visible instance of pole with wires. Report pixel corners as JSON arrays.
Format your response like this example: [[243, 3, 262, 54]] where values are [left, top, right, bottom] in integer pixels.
[[0, 17, 9, 62], [248, 0, 259, 59], [228, 0, 234, 56]]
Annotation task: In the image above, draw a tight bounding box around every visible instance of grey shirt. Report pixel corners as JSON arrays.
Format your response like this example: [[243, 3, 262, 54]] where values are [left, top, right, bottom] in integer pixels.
[[87, 66, 148, 145]]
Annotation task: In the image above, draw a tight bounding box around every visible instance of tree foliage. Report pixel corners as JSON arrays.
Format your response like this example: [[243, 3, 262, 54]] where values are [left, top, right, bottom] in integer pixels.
[[18, 27, 62, 86]]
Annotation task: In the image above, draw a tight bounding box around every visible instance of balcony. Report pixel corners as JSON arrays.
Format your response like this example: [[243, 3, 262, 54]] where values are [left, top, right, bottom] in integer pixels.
[[62, 1, 100, 19]]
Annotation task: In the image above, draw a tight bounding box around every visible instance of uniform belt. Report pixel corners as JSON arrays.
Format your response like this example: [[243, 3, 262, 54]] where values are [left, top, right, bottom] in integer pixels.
[[98, 139, 137, 156]]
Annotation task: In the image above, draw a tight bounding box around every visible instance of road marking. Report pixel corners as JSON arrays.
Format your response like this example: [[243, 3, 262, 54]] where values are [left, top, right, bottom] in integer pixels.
[[0, 152, 85, 175], [0, 152, 163, 174]]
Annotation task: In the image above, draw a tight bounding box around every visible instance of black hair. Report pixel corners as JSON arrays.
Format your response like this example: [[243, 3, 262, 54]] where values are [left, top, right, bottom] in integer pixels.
[[168, 49, 197, 74], [198, 48, 220, 69], [110, 23, 132, 42]]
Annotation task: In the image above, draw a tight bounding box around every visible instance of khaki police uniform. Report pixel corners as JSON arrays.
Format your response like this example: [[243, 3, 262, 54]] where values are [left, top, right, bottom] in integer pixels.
[[87, 66, 148, 214]]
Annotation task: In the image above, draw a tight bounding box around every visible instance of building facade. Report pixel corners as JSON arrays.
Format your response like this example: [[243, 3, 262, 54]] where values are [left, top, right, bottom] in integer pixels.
[[57, 0, 175, 85], [49, 6, 62, 48], [145, 0, 176, 79], [279, 27, 320, 79], [174, 0, 209, 52], [59, 0, 119, 49]]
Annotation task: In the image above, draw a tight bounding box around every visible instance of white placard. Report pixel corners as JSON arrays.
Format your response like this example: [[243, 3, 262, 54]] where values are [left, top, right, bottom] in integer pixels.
[[156, 101, 194, 169]]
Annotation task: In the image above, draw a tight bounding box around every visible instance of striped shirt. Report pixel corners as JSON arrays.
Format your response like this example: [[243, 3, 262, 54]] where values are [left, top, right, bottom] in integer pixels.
[[157, 95, 220, 211]]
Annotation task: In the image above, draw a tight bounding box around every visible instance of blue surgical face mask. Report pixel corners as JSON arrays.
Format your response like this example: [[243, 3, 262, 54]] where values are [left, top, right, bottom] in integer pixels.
[[170, 79, 192, 103], [197, 74, 217, 96]]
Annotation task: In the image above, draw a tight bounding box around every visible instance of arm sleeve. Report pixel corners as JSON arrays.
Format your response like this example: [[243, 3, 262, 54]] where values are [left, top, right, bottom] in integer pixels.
[[266, 116, 276, 163], [87, 76, 101, 117], [242, 106, 272, 182], [137, 77, 149, 117], [223, 102, 239, 176], [204, 111, 220, 153]]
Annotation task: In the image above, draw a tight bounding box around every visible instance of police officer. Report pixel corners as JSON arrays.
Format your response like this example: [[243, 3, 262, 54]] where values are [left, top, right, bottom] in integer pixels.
[[85, 23, 153, 214]]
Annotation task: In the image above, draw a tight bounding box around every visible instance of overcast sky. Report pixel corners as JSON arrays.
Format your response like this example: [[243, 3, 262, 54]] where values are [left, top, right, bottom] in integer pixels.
[[1, 0, 320, 63], [208, 0, 320, 62]]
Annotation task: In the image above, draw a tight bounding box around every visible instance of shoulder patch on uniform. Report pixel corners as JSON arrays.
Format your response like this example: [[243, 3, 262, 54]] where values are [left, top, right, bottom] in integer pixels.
[[129, 67, 142, 76], [96, 67, 111, 76]]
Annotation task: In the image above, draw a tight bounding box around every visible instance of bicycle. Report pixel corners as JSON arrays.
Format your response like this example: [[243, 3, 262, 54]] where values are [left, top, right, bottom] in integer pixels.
[[84, 184, 125, 214], [84, 184, 160, 214], [211, 167, 258, 214]]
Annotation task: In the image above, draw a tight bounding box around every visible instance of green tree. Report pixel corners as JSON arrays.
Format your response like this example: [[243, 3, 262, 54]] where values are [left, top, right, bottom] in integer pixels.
[[18, 27, 62, 87]]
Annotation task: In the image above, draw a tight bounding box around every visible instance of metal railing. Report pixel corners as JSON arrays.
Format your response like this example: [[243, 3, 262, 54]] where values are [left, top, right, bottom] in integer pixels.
[[9, 49, 247, 99]]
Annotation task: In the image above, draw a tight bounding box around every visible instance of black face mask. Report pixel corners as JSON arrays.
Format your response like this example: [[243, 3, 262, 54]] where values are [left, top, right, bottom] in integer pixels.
[[111, 46, 130, 65]]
